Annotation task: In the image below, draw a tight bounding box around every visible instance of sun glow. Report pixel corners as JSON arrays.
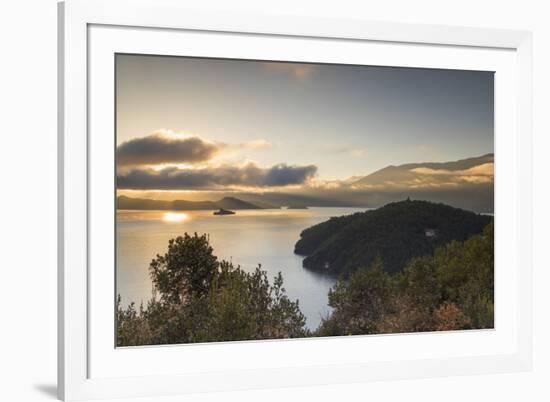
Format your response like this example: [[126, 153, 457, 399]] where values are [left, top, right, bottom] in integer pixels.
[[163, 212, 189, 222], [155, 129, 194, 140]]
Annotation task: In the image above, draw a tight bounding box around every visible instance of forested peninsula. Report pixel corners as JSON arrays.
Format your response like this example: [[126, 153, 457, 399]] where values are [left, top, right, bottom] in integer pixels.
[[294, 200, 492, 275]]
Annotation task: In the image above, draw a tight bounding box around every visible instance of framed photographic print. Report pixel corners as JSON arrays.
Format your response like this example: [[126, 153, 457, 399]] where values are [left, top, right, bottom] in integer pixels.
[[58, 0, 533, 400]]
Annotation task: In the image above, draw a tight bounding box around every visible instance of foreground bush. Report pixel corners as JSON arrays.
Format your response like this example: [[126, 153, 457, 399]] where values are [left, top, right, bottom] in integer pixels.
[[117, 233, 308, 346], [316, 222, 493, 336]]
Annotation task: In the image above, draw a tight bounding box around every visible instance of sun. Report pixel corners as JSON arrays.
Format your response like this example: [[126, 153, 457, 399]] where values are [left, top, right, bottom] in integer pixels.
[[162, 212, 189, 222]]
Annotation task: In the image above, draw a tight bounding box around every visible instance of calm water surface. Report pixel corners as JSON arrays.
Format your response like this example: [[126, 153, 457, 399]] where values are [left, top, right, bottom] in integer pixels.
[[117, 207, 365, 330]]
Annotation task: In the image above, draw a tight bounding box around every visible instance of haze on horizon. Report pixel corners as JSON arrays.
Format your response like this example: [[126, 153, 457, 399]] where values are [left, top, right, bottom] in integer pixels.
[[116, 54, 494, 208]]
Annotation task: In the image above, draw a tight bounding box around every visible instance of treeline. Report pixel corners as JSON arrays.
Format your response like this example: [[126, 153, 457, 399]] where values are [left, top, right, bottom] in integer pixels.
[[117, 222, 493, 346], [317, 222, 494, 336]]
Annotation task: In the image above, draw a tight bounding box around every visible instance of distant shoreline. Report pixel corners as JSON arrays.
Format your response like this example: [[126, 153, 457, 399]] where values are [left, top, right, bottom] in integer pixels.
[[116, 195, 494, 215]]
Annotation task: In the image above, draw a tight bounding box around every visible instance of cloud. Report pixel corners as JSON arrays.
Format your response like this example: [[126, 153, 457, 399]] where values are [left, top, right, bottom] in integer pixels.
[[117, 133, 220, 166], [408, 163, 494, 186], [117, 162, 318, 190], [262, 62, 316, 79], [352, 162, 494, 190], [410, 163, 494, 177], [238, 139, 274, 150]]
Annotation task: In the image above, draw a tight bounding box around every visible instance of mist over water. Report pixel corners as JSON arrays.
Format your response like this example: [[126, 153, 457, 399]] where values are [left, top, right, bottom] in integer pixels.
[[117, 207, 366, 330]]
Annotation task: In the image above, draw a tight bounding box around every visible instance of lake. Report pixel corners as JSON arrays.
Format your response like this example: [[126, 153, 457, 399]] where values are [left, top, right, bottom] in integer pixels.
[[116, 207, 366, 330]]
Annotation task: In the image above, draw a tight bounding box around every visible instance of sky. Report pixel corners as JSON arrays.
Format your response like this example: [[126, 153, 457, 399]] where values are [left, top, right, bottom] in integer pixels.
[[116, 54, 494, 196]]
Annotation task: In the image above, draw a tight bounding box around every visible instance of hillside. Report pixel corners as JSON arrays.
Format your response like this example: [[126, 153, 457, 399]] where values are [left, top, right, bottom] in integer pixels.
[[215, 197, 264, 210], [294, 200, 492, 275], [354, 153, 494, 187], [234, 154, 494, 212], [117, 195, 274, 211]]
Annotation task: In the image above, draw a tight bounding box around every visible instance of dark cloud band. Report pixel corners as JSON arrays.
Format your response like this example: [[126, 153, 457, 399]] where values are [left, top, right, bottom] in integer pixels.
[[117, 134, 219, 166], [117, 163, 317, 190]]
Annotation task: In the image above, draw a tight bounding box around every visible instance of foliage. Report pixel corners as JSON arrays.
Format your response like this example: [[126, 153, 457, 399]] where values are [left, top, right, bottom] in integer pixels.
[[117, 218, 494, 346], [316, 222, 494, 336], [149, 233, 218, 303], [321, 256, 393, 335], [295, 200, 492, 275], [434, 303, 470, 331], [117, 233, 307, 346], [434, 222, 494, 328]]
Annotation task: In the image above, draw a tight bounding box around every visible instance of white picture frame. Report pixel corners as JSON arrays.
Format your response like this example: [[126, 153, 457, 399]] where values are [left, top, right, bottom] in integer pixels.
[[58, 0, 533, 400]]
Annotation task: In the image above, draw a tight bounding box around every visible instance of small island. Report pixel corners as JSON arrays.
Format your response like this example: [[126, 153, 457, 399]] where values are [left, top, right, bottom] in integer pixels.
[[287, 205, 309, 209], [213, 208, 236, 216]]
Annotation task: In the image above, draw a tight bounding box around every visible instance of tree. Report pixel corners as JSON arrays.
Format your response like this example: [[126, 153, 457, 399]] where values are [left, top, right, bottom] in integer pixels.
[[376, 256, 442, 333], [317, 256, 394, 336], [116, 296, 152, 347], [117, 233, 308, 346], [434, 222, 494, 328], [434, 303, 470, 331], [149, 233, 218, 303], [314, 222, 494, 336]]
